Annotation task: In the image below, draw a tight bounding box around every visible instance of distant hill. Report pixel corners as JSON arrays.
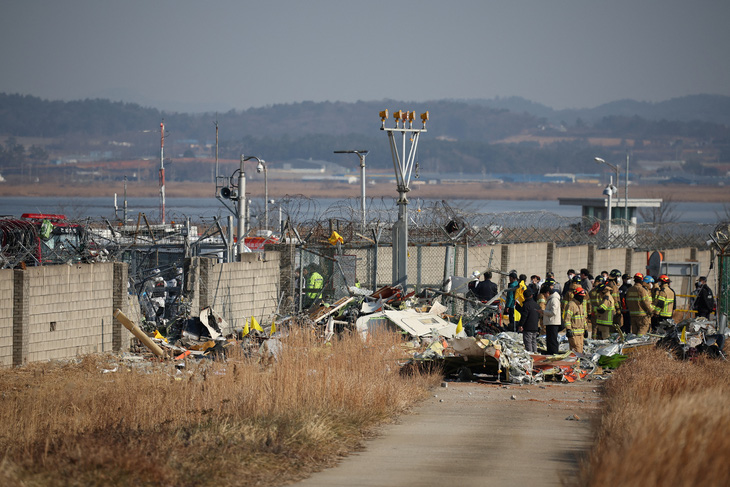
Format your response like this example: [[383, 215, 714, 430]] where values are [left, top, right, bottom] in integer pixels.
[[460, 94, 730, 125], [1, 92, 729, 177]]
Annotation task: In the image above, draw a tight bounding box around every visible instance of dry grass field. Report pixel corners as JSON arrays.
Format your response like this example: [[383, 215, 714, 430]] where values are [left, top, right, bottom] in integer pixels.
[[0, 329, 439, 487], [575, 347, 730, 487], [1, 180, 728, 203]]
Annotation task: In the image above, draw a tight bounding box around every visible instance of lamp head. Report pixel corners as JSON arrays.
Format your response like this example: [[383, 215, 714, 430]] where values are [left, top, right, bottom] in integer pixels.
[[595, 157, 605, 163]]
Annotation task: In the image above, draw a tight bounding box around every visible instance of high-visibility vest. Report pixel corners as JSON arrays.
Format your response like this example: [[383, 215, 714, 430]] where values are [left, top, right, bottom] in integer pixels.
[[307, 272, 323, 299], [564, 299, 587, 334], [626, 283, 653, 317], [653, 285, 675, 318], [607, 280, 621, 313], [595, 293, 615, 326]]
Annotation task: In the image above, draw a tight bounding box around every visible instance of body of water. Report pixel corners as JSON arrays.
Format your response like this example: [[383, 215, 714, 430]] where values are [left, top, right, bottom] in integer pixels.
[[0, 196, 726, 224]]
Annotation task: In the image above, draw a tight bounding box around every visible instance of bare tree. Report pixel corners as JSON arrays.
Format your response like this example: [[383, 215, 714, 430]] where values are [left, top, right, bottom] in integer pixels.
[[639, 193, 682, 224]]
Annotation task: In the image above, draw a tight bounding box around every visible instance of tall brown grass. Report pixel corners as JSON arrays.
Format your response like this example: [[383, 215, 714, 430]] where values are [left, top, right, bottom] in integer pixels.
[[575, 348, 730, 487], [0, 328, 439, 486]]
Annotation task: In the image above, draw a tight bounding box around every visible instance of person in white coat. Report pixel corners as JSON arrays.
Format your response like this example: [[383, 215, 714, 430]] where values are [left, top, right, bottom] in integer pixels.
[[540, 282, 562, 355]]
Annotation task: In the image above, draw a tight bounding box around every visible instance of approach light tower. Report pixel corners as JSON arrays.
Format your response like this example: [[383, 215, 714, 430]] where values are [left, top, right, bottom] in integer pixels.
[[159, 120, 166, 224], [379, 109, 429, 287]]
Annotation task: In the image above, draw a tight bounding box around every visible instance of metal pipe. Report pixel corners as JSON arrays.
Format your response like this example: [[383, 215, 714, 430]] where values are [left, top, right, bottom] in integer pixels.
[[238, 155, 246, 258]]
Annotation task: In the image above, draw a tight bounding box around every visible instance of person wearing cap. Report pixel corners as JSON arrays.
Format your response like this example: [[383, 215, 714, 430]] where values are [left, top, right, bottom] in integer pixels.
[[564, 286, 588, 353], [562, 274, 582, 322], [626, 272, 654, 335], [607, 269, 623, 331], [593, 282, 616, 339], [652, 275, 676, 328], [693, 276, 716, 319], [546, 272, 561, 294], [539, 282, 562, 355], [517, 288, 540, 353]]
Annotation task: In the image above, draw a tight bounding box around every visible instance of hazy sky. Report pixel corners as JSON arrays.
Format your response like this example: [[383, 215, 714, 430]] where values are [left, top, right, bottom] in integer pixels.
[[2, 0, 729, 113]]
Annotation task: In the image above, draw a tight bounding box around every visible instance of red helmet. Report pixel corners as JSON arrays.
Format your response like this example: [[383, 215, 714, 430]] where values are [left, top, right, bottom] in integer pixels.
[[573, 286, 586, 297], [634, 272, 644, 281], [658, 275, 671, 283]]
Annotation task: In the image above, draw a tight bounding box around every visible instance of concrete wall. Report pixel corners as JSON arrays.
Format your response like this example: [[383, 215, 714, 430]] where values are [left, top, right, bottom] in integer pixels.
[[23, 264, 117, 363], [194, 252, 280, 334], [2, 262, 135, 367], [0, 269, 13, 366]]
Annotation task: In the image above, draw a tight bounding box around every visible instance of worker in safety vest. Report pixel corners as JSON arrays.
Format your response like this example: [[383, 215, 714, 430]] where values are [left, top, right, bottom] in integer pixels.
[[593, 282, 615, 340], [302, 266, 324, 309], [607, 269, 623, 330], [586, 276, 605, 339], [626, 273, 654, 335], [564, 286, 588, 354], [652, 274, 676, 329], [562, 274, 582, 321]]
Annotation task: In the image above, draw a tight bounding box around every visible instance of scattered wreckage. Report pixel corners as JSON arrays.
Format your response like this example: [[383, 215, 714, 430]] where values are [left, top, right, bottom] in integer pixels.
[[114, 276, 726, 386]]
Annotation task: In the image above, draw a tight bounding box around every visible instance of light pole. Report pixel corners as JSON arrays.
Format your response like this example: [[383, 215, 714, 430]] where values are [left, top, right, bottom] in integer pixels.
[[595, 156, 620, 214], [334, 150, 369, 232], [603, 184, 613, 247], [236, 155, 264, 258], [256, 160, 269, 232], [380, 109, 429, 287]]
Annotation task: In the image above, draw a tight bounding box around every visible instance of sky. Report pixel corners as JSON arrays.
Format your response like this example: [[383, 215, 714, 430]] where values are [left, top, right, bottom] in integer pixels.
[[2, 0, 729, 113]]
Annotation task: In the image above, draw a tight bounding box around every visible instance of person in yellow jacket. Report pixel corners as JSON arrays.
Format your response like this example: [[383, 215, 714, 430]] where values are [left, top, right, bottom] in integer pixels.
[[607, 269, 623, 331], [302, 265, 324, 309], [652, 275, 676, 329], [626, 273, 654, 335], [586, 276, 605, 339], [593, 282, 615, 339], [564, 286, 588, 354]]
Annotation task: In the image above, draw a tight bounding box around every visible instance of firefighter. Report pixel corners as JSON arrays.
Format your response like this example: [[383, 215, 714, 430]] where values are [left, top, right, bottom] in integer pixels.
[[586, 276, 604, 339], [593, 282, 615, 340], [607, 269, 623, 331], [652, 274, 676, 328], [562, 274, 582, 321], [564, 286, 588, 354], [626, 272, 654, 335]]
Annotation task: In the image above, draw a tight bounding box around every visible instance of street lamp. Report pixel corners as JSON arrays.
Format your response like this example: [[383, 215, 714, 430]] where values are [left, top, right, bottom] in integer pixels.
[[603, 184, 614, 247], [334, 150, 369, 232], [237, 155, 263, 258], [256, 160, 269, 232]]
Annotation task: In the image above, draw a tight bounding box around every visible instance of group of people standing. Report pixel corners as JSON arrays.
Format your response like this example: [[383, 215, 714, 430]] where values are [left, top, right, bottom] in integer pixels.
[[469, 267, 715, 357]]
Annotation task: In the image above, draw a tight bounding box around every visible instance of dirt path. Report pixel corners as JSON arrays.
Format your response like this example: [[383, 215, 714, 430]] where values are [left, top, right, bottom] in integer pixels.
[[291, 380, 600, 487]]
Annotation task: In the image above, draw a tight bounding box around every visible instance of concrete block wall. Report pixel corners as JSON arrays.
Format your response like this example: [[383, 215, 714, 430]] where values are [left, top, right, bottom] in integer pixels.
[[594, 248, 629, 276], [552, 245, 590, 281], [24, 263, 115, 363], [197, 252, 280, 334], [502, 243, 550, 280], [0, 270, 13, 366], [2, 262, 134, 367]]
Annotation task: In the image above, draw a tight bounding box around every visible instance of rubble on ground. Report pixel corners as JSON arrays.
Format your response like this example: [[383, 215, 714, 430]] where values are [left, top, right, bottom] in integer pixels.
[[114, 282, 727, 386]]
